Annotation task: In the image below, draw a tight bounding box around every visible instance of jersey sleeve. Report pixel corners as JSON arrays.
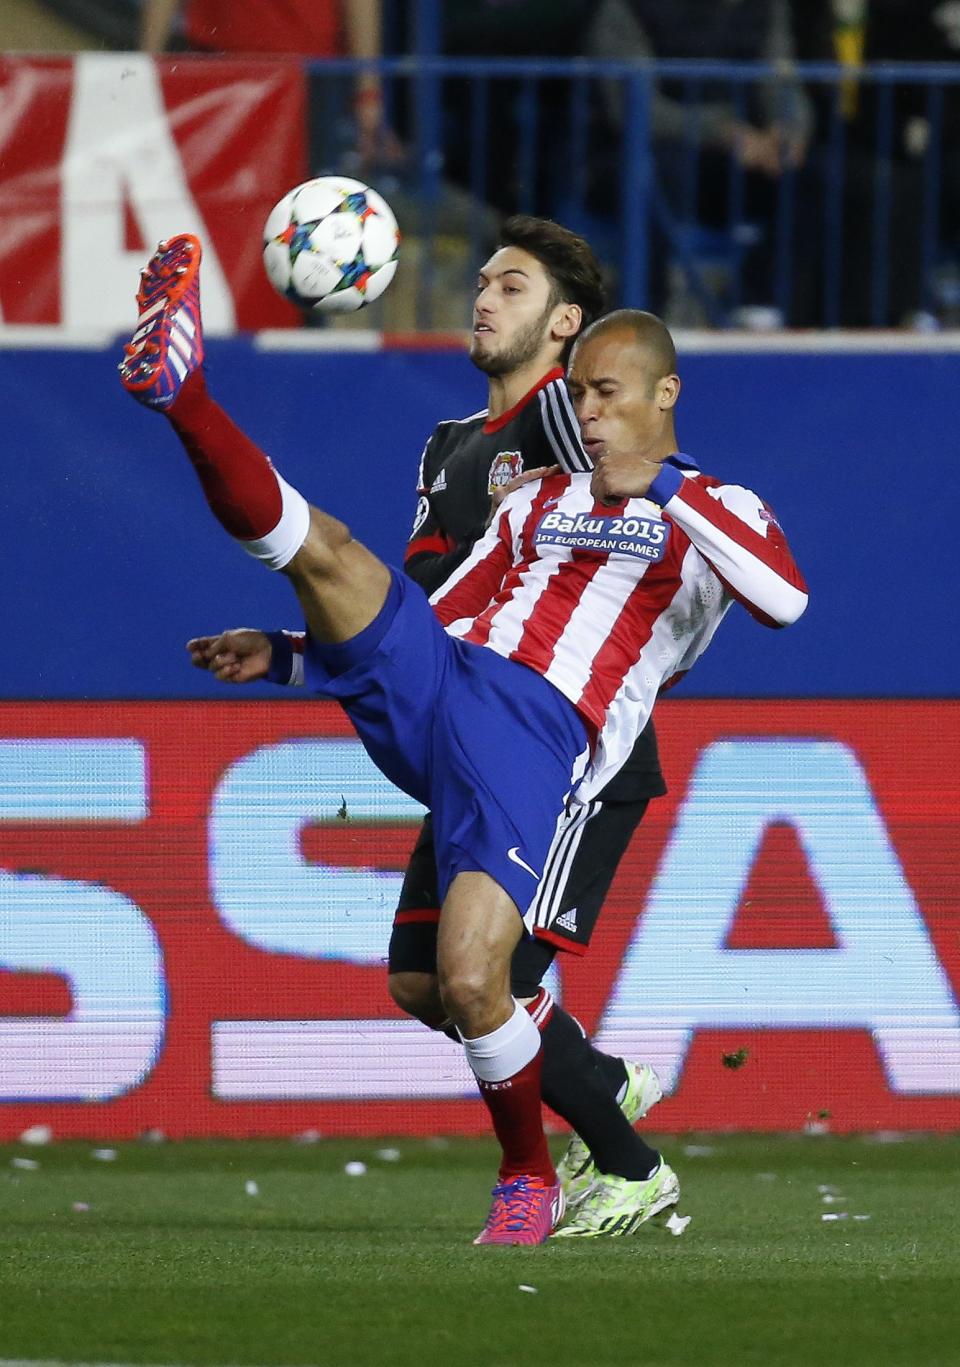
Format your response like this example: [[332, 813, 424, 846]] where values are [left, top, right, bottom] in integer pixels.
[[537, 378, 592, 473], [403, 433, 484, 595], [428, 507, 515, 627], [648, 466, 808, 627]]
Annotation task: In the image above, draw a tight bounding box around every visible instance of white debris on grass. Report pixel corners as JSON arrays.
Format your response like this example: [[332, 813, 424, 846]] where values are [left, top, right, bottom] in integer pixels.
[[821, 1212, 848, 1222], [821, 1194, 846, 1204], [665, 1211, 692, 1237], [853, 1214, 873, 1221], [344, 1161, 367, 1176], [518, 1284, 538, 1294], [10, 1157, 39, 1170], [244, 1180, 259, 1196], [817, 1184, 839, 1195], [376, 1147, 401, 1162], [19, 1125, 52, 1146], [803, 1119, 831, 1136], [71, 1202, 90, 1212], [682, 1144, 716, 1157], [91, 1148, 117, 1162]]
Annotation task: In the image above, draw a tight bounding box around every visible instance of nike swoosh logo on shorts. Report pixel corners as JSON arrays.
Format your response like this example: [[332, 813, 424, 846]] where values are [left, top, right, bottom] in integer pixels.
[[507, 846, 539, 878]]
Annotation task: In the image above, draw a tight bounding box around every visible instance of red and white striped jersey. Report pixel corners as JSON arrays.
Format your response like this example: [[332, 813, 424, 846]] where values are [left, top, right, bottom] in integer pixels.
[[430, 454, 808, 800]]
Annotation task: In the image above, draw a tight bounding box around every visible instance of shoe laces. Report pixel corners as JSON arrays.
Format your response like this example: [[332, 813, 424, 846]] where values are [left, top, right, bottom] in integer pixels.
[[483, 1176, 545, 1234]]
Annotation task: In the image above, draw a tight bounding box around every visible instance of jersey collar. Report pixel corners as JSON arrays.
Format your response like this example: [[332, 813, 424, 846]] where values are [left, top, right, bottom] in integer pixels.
[[482, 366, 565, 434], [667, 452, 700, 473]]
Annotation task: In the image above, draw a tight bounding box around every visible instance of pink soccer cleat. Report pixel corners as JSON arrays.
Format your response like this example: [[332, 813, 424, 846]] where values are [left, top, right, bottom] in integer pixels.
[[473, 1174, 565, 1246], [119, 234, 204, 410]]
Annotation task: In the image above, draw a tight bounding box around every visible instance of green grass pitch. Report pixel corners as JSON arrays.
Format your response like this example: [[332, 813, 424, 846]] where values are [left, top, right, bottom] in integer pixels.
[[3, 1135, 960, 1367]]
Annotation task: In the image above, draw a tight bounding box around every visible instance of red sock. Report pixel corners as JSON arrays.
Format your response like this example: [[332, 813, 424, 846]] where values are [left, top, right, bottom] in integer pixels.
[[477, 1048, 556, 1184], [167, 369, 282, 539]]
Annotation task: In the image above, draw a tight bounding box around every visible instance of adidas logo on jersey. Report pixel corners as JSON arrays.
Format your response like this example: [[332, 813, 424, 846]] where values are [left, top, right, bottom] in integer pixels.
[[430, 469, 448, 493], [554, 907, 579, 933]]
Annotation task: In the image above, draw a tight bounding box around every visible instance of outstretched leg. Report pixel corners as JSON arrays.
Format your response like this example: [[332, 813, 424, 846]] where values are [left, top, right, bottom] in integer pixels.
[[120, 235, 390, 644]]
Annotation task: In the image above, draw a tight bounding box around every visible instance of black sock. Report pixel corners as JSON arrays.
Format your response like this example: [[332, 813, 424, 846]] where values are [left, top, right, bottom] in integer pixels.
[[539, 1004, 659, 1181], [593, 1046, 628, 1099]]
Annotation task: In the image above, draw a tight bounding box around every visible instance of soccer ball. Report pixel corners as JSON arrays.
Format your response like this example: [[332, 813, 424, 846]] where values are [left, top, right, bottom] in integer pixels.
[[262, 176, 400, 314]]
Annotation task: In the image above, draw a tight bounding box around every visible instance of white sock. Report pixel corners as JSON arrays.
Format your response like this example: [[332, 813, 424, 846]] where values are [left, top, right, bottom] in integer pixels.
[[241, 472, 311, 571], [461, 1000, 540, 1084]]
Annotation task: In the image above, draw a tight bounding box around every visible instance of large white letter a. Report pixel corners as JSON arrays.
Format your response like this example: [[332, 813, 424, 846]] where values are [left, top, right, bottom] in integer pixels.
[[595, 739, 960, 1095], [61, 54, 236, 335]]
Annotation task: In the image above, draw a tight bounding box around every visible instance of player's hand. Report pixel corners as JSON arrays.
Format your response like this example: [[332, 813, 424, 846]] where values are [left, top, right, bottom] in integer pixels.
[[486, 465, 560, 526], [186, 629, 272, 683], [591, 452, 664, 504]]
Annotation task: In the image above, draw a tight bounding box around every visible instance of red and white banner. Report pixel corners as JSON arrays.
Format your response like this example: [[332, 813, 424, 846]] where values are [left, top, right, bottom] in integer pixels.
[[0, 54, 305, 333], [1, 699, 958, 1137]]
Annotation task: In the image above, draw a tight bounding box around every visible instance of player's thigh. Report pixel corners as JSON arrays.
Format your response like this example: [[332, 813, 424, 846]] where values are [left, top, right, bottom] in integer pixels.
[[287, 511, 393, 644], [437, 871, 522, 1017], [388, 814, 441, 967], [388, 816, 444, 1020], [302, 572, 446, 808], [528, 797, 651, 950]]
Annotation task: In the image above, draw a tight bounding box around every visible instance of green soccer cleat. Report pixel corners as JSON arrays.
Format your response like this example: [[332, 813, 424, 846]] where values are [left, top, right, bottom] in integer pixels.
[[551, 1160, 681, 1239], [556, 1060, 663, 1208]]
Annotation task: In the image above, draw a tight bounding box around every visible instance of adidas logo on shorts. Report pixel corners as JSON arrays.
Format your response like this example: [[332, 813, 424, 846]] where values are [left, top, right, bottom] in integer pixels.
[[554, 907, 579, 933]]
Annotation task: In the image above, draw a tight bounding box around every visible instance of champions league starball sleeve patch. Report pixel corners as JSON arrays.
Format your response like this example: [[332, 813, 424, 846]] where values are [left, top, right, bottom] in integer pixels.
[[534, 510, 671, 562]]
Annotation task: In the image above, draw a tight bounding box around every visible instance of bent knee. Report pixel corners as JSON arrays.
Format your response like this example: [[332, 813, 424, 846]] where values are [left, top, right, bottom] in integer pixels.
[[438, 967, 501, 1027], [388, 971, 444, 1026]]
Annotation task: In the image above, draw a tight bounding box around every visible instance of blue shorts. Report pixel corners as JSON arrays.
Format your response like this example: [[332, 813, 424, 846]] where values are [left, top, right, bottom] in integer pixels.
[[304, 569, 589, 921]]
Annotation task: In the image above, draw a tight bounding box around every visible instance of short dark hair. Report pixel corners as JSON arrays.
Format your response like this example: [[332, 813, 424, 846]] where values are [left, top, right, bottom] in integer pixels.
[[577, 308, 678, 381], [498, 215, 606, 359]]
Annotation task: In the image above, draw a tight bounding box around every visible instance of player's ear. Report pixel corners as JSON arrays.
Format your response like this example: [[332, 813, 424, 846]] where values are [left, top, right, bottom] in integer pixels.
[[658, 374, 681, 410], [553, 302, 582, 341]]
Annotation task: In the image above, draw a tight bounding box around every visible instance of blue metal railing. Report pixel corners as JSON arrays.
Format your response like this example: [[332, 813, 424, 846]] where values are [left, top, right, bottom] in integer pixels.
[[307, 57, 960, 330]]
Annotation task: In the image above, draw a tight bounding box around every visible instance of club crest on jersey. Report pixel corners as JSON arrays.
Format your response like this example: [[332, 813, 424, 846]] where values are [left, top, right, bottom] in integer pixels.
[[535, 509, 671, 561], [488, 451, 523, 493]]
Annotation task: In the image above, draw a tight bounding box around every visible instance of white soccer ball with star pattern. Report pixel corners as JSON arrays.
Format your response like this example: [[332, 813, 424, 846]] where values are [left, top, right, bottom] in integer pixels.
[[262, 176, 400, 314]]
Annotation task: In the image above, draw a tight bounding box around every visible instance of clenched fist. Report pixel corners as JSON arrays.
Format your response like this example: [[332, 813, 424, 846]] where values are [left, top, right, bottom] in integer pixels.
[[186, 629, 272, 683], [590, 452, 665, 505]]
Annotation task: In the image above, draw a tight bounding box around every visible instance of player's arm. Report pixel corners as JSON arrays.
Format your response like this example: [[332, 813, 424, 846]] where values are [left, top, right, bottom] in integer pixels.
[[403, 432, 487, 595], [404, 510, 481, 596], [650, 468, 808, 627]]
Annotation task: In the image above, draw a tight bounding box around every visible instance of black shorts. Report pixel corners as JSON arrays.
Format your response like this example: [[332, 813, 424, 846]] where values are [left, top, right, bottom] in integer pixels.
[[388, 796, 651, 994]]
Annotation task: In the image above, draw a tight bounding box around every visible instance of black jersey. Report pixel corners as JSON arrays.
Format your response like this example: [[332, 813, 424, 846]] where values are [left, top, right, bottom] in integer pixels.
[[403, 368, 666, 801]]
